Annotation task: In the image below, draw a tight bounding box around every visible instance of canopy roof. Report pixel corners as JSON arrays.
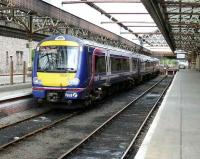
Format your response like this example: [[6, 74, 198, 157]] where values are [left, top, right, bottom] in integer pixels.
[[53, 0, 173, 56], [161, 0, 200, 54]]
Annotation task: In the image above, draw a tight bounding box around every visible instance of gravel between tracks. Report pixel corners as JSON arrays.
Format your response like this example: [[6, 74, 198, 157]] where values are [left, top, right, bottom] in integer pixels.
[[0, 76, 164, 159]]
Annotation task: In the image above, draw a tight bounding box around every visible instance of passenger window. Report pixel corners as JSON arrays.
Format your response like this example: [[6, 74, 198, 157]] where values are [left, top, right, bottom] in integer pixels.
[[111, 56, 130, 72], [111, 57, 121, 72], [95, 55, 106, 73], [132, 59, 138, 70]]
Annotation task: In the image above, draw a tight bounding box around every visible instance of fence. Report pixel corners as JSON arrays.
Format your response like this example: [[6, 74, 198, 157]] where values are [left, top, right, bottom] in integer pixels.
[[0, 61, 28, 85]]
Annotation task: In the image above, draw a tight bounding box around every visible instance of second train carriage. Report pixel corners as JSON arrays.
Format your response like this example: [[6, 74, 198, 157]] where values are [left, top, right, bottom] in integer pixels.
[[32, 35, 159, 105]]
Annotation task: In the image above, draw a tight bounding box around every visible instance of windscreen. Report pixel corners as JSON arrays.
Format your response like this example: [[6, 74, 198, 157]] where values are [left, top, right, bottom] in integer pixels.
[[38, 46, 79, 72]]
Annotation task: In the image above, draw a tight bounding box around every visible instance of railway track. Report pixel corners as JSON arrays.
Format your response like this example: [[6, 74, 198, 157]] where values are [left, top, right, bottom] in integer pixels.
[[0, 109, 51, 129], [0, 75, 167, 154], [0, 110, 78, 150], [57, 76, 172, 159]]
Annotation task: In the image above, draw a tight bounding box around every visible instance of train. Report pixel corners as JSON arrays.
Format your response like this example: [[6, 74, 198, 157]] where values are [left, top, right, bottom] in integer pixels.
[[32, 35, 159, 106]]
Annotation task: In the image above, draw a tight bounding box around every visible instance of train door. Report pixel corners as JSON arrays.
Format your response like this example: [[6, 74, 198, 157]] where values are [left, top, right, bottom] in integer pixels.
[[130, 57, 133, 73], [137, 58, 141, 76], [132, 58, 138, 74], [105, 50, 111, 85], [88, 46, 95, 90], [89, 48, 93, 75]]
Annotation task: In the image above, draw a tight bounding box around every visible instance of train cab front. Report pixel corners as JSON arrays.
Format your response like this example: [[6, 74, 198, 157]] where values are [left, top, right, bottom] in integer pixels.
[[32, 36, 87, 103]]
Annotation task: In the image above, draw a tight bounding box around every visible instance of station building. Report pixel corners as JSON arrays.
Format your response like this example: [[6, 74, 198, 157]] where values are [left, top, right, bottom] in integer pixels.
[[0, 35, 37, 74]]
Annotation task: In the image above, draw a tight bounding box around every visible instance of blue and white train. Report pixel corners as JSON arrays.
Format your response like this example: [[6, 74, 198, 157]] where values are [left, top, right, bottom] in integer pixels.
[[32, 35, 159, 105]]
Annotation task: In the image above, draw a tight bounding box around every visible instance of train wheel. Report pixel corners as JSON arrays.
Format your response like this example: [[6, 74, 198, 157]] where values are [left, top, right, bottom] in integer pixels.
[[129, 80, 135, 89], [36, 99, 44, 107], [83, 95, 94, 107], [83, 99, 92, 107]]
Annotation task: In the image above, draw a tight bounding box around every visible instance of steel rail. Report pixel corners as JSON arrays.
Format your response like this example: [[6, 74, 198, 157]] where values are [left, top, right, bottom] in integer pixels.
[[0, 109, 51, 129], [120, 77, 172, 159], [0, 76, 163, 151], [0, 112, 78, 150], [57, 76, 167, 159]]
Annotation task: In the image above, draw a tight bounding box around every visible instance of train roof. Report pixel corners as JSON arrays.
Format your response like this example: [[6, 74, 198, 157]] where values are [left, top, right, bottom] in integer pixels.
[[39, 34, 159, 62]]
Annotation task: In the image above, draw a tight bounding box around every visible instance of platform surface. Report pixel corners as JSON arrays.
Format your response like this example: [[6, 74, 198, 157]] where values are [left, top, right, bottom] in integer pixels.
[[135, 70, 200, 159], [0, 83, 32, 102]]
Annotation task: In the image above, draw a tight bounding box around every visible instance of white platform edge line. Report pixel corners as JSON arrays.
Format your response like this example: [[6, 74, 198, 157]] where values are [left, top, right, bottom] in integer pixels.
[[134, 75, 178, 159]]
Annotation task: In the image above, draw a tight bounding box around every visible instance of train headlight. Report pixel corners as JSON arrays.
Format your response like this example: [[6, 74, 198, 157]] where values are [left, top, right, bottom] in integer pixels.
[[69, 78, 80, 86], [33, 77, 42, 85]]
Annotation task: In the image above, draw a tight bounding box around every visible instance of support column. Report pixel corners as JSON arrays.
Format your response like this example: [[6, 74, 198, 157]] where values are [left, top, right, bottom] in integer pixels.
[[197, 53, 200, 71], [23, 61, 26, 83], [27, 15, 33, 76], [9, 56, 13, 85], [195, 53, 200, 71], [191, 53, 197, 70]]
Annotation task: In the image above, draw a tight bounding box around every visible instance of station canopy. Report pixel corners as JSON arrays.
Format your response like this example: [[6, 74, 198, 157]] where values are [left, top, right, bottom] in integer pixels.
[[45, 0, 172, 56], [2, 0, 200, 57], [159, 0, 200, 55]]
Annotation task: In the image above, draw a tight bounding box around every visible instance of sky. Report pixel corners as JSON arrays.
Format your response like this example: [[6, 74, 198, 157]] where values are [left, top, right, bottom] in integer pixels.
[[42, 0, 171, 52]]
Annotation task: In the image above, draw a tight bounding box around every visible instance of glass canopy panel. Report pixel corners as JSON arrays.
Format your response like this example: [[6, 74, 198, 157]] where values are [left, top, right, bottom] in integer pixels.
[[95, 3, 170, 52], [43, 0, 171, 53], [163, 0, 200, 52]]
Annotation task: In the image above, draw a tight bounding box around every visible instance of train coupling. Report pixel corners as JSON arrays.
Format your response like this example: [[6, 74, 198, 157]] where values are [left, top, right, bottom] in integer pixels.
[[47, 92, 59, 102]]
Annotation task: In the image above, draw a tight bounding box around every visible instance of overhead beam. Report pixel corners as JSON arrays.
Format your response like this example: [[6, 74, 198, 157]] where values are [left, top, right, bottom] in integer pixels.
[[172, 32, 200, 36], [167, 12, 200, 16], [102, 12, 149, 15], [62, 0, 141, 4], [141, 0, 175, 52], [120, 32, 162, 34], [162, 1, 200, 7], [6, 0, 151, 54], [174, 40, 200, 43], [126, 25, 157, 27], [171, 25, 200, 29], [170, 22, 200, 26], [101, 21, 155, 24], [85, 2, 151, 45], [0, 25, 46, 41], [151, 51, 175, 57]]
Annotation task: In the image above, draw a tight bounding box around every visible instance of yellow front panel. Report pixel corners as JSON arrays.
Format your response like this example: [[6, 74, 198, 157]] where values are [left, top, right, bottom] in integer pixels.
[[37, 72, 76, 87], [40, 40, 79, 47]]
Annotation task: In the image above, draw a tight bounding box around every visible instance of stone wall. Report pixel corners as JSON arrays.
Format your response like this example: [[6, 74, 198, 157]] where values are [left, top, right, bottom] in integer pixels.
[[0, 36, 38, 74]]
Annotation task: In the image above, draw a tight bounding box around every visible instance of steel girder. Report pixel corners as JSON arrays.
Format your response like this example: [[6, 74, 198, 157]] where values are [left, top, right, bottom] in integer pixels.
[[141, 0, 175, 53], [0, 0, 151, 55], [62, 0, 142, 4], [141, 29, 169, 47], [154, 0, 200, 54]]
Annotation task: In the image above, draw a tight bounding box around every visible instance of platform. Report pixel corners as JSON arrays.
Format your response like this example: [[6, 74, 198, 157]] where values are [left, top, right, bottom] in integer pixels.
[[135, 70, 200, 159], [0, 83, 32, 102]]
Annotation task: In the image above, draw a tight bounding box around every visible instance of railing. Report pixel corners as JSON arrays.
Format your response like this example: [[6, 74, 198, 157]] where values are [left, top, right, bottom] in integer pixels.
[[0, 61, 28, 85]]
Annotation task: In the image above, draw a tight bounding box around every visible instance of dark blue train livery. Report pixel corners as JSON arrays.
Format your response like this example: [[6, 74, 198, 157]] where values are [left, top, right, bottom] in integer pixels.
[[32, 35, 159, 105]]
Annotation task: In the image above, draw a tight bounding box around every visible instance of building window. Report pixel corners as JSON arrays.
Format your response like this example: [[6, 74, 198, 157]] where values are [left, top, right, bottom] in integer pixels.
[[6, 51, 9, 65], [16, 51, 23, 66], [20, 51, 23, 65], [16, 51, 19, 66]]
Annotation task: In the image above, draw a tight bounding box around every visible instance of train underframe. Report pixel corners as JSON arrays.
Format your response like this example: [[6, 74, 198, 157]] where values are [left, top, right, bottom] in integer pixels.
[[34, 71, 159, 107]]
